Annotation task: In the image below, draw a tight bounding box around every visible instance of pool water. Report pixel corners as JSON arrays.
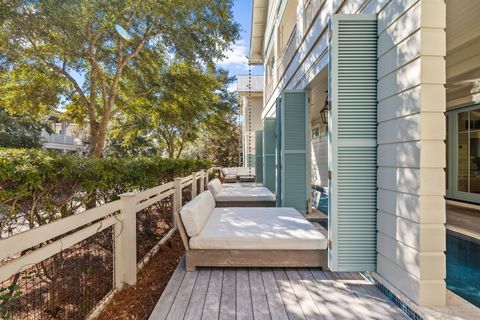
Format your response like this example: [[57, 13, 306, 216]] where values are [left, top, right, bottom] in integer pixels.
[[446, 230, 480, 308], [312, 185, 328, 214]]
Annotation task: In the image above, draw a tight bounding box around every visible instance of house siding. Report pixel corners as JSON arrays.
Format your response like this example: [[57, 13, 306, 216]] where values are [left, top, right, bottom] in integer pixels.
[[376, 0, 446, 306], [257, 0, 446, 306]]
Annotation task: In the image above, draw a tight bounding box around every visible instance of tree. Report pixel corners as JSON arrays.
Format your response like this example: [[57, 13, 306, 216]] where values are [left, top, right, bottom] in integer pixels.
[[0, 107, 52, 148], [197, 114, 241, 167], [0, 0, 239, 156], [114, 57, 237, 159]]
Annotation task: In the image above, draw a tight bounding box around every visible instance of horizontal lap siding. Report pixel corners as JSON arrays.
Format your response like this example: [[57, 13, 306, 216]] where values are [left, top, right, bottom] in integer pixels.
[[376, 0, 446, 306]]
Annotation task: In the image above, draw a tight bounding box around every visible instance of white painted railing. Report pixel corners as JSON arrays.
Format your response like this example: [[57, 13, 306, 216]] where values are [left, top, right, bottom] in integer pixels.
[[0, 167, 220, 319]]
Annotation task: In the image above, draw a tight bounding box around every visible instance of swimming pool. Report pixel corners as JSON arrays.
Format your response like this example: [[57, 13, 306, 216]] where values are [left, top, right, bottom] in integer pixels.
[[446, 230, 480, 308]]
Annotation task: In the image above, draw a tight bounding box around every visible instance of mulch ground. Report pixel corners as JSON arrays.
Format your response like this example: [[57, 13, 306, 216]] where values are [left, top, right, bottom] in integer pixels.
[[96, 232, 185, 320]]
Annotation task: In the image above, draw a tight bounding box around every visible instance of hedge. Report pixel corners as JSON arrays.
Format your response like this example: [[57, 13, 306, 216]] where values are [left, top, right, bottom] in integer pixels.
[[0, 148, 211, 237]]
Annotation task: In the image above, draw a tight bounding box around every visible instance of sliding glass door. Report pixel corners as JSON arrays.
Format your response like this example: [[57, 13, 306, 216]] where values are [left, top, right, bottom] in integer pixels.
[[447, 104, 480, 203]]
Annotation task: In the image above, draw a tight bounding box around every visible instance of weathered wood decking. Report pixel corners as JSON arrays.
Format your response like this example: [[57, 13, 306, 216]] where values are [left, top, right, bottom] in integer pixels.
[[149, 257, 409, 320]]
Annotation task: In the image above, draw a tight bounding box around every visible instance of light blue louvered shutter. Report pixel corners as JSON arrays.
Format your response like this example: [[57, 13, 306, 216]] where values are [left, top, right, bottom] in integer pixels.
[[255, 130, 263, 183], [275, 97, 282, 206], [280, 91, 308, 213], [328, 15, 378, 271], [263, 118, 276, 193]]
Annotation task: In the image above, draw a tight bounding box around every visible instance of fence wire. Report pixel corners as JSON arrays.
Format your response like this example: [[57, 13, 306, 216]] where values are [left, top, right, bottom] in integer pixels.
[[0, 227, 114, 320], [136, 195, 174, 263]]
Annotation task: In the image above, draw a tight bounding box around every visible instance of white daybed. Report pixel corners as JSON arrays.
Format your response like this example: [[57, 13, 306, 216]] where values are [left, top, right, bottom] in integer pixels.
[[221, 167, 256, 183], [176, 191, 328, 271], [221, 167, 238, 183], [207, 178, 275, 207]]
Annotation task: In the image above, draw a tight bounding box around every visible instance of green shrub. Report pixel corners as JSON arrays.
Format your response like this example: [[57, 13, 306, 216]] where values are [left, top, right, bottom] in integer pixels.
[[0, 148, 210, 237]]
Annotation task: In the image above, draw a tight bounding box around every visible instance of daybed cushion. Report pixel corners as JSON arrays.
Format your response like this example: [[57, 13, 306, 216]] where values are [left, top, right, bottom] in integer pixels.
[[215, 186, 275, 202], [180, 191, 215, 237], [236, 167, 254, 176], [222, 167, 237, 176], [207, 178, 222, 196], [189, 207, 327, 250]]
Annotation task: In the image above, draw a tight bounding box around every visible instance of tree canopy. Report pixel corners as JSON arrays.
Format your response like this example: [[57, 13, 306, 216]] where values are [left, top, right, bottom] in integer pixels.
[[0, 0, 240, 156], [109, 55, 239, 159]]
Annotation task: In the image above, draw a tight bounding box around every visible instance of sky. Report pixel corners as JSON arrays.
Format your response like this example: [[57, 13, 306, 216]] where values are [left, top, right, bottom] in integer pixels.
[[217, 0, 263, 79]]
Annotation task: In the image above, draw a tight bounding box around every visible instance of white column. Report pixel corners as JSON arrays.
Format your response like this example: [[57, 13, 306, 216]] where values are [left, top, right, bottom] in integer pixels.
[[199, 170, 205, 192], [115, 192, 137, 289], [191, 172, 197, 198], [376, 0, 446, 306]]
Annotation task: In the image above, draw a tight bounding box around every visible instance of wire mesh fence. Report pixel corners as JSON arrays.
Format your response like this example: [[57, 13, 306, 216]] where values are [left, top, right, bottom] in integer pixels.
[[136, 195, 174, 263], [182, 185, 193, 206], [0, 227, 114, 320]]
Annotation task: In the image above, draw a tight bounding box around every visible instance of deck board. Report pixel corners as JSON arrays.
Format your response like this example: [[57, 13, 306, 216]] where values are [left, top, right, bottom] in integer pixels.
[[219, 269, 236, 320], [149, 257, 409, 320], [236, 268, 254, 320]]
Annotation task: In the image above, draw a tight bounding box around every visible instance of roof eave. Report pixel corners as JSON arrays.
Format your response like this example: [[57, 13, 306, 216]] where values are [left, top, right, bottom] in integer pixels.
[[249, 0, 267, 65]]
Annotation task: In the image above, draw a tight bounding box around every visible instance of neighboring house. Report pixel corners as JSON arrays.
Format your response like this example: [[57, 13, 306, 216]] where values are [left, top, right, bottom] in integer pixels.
[[41, 114, 88, 154], [237, 75, 264, 167], [249, 0, 479, 309]]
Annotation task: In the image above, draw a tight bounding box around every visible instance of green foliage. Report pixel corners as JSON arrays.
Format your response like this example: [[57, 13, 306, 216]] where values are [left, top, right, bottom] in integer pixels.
[[0, 148, 210, 237], [0, 107, 52, 148], [0, 0, 240, 156], [113, 58, 239, 158], [0, 285, 22, 320], [197, 114, 242, 167]]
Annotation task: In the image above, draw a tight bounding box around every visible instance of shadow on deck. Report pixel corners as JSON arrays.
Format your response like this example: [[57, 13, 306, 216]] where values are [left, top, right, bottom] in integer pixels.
[[149, 256, 409, 320]]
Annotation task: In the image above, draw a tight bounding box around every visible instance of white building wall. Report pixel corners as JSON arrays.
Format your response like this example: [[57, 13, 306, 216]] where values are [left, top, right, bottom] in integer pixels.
[[376, 0, 446, 306], [257, 0, 446, 306]]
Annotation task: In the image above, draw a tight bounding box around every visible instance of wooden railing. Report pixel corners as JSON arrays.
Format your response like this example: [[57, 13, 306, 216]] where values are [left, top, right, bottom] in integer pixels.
[[0, 167, 220, 319]]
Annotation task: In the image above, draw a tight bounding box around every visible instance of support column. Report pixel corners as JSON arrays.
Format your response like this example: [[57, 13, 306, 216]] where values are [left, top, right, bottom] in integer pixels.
[[376, 0, 446, 306], [191, 172, 197, 198], [115, 192, 137, 289], [199, 170, 205, 192]]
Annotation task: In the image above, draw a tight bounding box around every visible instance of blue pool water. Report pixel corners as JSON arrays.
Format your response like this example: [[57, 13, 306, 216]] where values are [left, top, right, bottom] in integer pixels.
[[312, 185, 328, 214], [446, 230, 480, 308]]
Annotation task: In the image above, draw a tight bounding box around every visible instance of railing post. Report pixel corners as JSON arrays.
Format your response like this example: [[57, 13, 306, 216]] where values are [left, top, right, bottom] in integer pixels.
[[191, 172, 197, 198], [173, 177, 183, 227], [199, 169, 205, 192], [205, 168, 210, 186], [115, 192, 137, 290]]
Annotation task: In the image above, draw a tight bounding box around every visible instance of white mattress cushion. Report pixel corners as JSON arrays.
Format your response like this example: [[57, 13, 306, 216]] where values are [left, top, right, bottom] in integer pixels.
[[189, 207, 327, 250], [207, 178, 222, 196], [180, 191, 215, 237], [215, 186, 275, 202], [236, 167, 253, 176], [222, 167, 237, 176]]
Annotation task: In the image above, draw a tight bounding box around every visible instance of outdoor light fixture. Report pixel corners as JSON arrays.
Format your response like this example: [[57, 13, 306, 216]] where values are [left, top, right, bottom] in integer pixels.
[[320, 91, 329, 125], [115, 24, 132, 41]]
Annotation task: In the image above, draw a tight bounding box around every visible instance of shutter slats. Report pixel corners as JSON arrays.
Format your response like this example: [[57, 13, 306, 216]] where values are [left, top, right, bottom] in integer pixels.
[[255, 130, 263, 183], [329, 15, 378, 272], [263, 118, 276, 193], [280, 91, 308, 213]]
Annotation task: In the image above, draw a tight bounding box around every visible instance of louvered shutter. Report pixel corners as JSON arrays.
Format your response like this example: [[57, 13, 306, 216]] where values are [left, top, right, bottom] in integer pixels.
[[328, 15, 378, 271], [255, 130, 263, 183], [263, 118, 276, 193], [275, 97, 282, 206], [280, 91, 308, 213]]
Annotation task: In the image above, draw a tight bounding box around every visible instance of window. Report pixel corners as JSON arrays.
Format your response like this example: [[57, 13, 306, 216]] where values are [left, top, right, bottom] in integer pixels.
[[446, 104, 480, 203]]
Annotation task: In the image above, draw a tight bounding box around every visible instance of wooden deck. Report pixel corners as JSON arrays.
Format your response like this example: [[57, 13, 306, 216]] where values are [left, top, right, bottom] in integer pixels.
[[446, 201, 480, 239], [149, 257, 409, 320]]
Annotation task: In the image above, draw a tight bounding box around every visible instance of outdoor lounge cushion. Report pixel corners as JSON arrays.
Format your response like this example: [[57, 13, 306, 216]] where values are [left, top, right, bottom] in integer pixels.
[[180, 191, 215, 237], [189, 207, 327, 250], [214, 186, 275, 202], [236, 167, 254, 176], [207, 178, 222, 196], [222, 167, 237, 176]]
